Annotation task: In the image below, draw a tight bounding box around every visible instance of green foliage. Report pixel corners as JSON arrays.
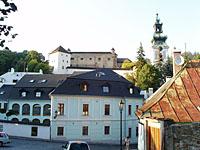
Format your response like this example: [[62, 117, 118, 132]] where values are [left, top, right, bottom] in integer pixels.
[[136, 42, 146, 63], [125, 72, 136, 84], [0, 49, 16, 74], [27, 59, 38, 72], [0, 50, 52, 75], [137, 63, 162, 90], [121, 60, 134, 69], [182, 51, 200, 62], [0, 0, 18, 49], [34, 61, 52, 73]]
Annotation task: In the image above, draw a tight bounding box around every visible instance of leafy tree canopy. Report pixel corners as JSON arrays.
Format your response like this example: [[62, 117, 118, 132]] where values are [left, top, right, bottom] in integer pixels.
[[0, 0, 18, 49], [0, 50, 52, 75], [137, 63, 162, 90]]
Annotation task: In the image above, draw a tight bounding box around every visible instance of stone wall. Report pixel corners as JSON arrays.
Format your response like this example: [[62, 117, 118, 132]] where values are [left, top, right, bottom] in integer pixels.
[[164, 122, 200, 150]]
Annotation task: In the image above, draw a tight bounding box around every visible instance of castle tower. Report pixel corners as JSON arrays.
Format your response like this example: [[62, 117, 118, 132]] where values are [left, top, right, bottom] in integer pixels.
[[152, 14, 169, 64], [48, 46, 71, 74]]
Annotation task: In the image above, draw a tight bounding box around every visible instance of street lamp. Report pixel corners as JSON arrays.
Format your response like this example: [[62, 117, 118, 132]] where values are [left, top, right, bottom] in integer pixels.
[[119, 99, 124, 150]]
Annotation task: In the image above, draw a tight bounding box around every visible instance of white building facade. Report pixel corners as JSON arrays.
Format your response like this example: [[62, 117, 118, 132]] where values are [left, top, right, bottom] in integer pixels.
[[48, 46, 71, 74], [50, 69, 143, 144]]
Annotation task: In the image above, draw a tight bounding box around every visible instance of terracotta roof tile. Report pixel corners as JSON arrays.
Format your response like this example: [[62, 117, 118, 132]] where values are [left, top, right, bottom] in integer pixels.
[[136, 60, 200, 122]]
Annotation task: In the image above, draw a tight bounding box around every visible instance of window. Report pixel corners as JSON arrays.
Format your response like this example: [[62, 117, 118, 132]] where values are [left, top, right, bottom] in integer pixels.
[[80, 83, 88, 92], [136, 105, 139, 110], [29, 80, 35, 83], [0, 103, 1, 109], [32, 104, 41, 116], [38, 79, 47, 83], [32, 119, 40, 125], [104, 126, 110, 135], [31, 127, 38, 136], [43, 119, 50, 126], [43, 104, 51, 116], [104, 104, 110, 115], [107, 58, 111, 61], [22, 104, 30, 115], [12, 103, 20, 114], [71, 57, 74, 60], [62, 60, 64, 62], [83, 104, 89, 116], [128, 128, 132, 138], [0, 91, 4, 95], [89, 58, 92, 60], [80, 58, 84, 60], [128, 105, 131, 115], [11, 118, 19, 123], [3, 103, 7, 110], [21, 92, 26, 97], [58, 103, 64, 115], [13, 79, 18, 83], [82, 126, 88, 136], [129, 88, 133, 94], [136, 127, 138, 137], [57, 127, 64, 136], [21, 118, 29, 124], [36, 92, 41, 97], [62, 66, 64, 69], [98, 58, 101, 61], [103, 86, 109, 93]]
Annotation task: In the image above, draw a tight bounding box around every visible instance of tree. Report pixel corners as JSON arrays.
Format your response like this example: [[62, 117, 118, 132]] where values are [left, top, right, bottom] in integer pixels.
[[121, 60, 135, 69], [137, 63, 162, 90], [0, 0, 18, 49], [27, 59, 38, 72], [34, 61, 52, 74], [0, 49, 16, 74]]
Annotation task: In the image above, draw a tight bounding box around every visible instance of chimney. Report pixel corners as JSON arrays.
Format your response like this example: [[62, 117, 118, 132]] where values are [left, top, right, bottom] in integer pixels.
[[172, 48, 183, 76]]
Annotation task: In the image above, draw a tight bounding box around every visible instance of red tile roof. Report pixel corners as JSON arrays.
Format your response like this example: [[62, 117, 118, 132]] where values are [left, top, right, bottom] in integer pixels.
[[136, 60, 200, 122]]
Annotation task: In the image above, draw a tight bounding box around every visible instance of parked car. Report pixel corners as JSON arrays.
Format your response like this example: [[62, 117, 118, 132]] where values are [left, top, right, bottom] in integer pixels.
[[0, 132, 11, 146], [62, 141, 90, 150]]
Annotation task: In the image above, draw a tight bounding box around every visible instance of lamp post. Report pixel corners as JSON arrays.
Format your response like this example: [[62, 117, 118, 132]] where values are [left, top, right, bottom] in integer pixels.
[[119, 99, 124, 150]]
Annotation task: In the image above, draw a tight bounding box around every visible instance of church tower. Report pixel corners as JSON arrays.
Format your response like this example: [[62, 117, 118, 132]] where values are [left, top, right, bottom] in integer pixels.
[[152, 14, 169, 64]]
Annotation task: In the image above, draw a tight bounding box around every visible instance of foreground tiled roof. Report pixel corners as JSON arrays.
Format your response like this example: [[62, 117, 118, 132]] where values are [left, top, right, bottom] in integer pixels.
[[136, 60, 200, 122]]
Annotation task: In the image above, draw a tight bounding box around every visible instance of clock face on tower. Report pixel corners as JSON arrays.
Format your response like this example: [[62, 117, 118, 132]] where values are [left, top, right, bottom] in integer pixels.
[[175, 55, 184, 66]]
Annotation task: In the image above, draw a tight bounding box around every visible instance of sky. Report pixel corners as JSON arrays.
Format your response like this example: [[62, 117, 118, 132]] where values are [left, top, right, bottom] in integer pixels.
[[5, 0, 200, 61]]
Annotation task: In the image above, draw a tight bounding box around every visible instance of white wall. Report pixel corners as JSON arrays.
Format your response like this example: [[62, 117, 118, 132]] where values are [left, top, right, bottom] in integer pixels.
[[0, 122, 50, 139], [49, 52, 71, 74], [50, 95, 143, 144]]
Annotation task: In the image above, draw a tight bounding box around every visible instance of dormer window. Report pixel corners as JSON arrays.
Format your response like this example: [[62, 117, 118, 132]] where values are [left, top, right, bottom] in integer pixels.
[[129, 88, 133, 94], [21, 92, 26, 97], [36, 92, 41, 97], [103, 86, 109, 93], [38, 79, 47, 83], [0, 91, 5, 95], [29, 80, 35, 83], [80, 82, 88, 92]]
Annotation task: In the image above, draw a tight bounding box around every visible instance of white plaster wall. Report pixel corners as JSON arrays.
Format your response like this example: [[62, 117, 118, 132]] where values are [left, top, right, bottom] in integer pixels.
[[0, 122, 50, 139], [50, 95, 143, 144], [49, 52, 71, 74]]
